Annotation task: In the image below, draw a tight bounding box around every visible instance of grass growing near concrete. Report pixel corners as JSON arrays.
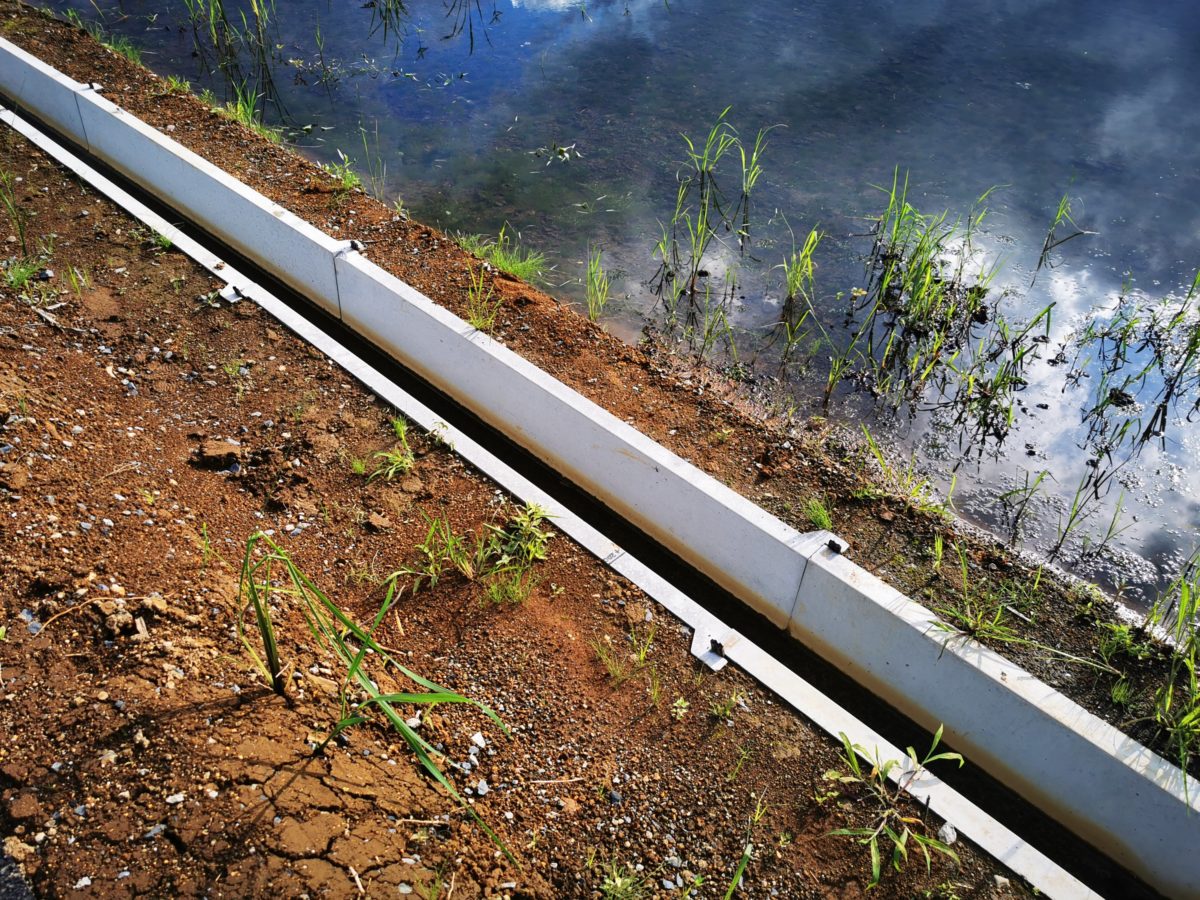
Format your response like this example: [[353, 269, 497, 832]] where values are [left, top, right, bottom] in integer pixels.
[[456, 225, 546, 282], [237, 532, 512, 855], [827, 725, 961, 889]]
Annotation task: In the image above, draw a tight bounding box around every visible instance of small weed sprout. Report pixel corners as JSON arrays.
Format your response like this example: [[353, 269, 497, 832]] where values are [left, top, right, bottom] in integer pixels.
[[3, 258, 39, 291], [591, 637, 632, 685], [456, 224, 545, 282], [647, 667, 663, 705], [671, 696, 690, 720], [321, 149, 363, 194], [727, 745, 752, 782], [216, 82, 282, 144], [630, 623, 656, 666], [369, 419, 415, 482], [599, 862, 648, 900], [710, 688, 745, 722], [465, 265, 502, 331], [164, 74, 191, 95], [386, 504, 552, 604], [0, 170, 30, 257], [803, 496, 833, 531], [827, 725, 963, 888], [370, 447, 415, 482], [349, 456, 369, 477]]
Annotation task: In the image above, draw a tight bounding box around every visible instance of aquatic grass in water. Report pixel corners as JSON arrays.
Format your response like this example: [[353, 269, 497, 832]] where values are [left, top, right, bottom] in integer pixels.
[[585, 245, 611, 322]]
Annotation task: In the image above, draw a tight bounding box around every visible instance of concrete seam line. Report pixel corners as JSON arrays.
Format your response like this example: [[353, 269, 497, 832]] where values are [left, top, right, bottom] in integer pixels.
[[0, 102, 1098, 900]]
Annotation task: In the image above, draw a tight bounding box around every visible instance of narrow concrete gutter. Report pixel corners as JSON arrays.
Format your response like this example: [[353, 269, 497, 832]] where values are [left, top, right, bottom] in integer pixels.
[[0, 37, 1194, 896]]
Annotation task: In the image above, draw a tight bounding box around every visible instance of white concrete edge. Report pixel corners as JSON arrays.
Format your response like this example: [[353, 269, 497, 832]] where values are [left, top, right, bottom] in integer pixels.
[[0, 103, 1099, 900]]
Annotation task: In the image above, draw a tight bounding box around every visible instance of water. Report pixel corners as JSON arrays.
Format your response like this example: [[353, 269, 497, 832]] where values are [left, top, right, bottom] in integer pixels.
[[45, 0, 1200, 605]]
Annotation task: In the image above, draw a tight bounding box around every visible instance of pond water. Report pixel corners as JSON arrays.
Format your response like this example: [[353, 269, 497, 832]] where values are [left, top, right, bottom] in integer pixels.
[[44, 0, 1200, 606]]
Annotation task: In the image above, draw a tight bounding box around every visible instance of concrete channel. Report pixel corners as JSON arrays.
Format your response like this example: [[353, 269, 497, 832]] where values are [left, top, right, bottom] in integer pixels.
[[0, 36, 1195, 897]]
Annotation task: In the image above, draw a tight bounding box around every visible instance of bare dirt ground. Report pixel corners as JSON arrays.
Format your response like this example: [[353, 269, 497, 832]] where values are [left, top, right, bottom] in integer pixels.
[[0, 3, 1179, 896]]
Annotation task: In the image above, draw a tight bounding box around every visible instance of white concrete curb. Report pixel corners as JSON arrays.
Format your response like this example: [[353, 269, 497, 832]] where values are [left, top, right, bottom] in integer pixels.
[[0, 36, 1194, 895]]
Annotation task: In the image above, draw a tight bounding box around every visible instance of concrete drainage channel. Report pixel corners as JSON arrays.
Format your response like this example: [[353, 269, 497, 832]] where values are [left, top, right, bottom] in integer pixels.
[[0, 38, 1194, 898]]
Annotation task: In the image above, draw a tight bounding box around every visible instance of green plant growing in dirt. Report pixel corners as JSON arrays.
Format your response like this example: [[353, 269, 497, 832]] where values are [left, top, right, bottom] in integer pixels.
[[646, 667, 663, 706], [366, 417, 414, 481], [860, 425, 946, 516], [163, 74, 191, 95], [349, 456, 368, 477], [710, 688, 745, 722], [591, 636, 632, 685], [932, 542, 1019, 644], [599, 862, 648, 899], [66, 265, 92, 298], [727, 745, 752, 782], [803, 496, 833, 531], [215, 81, 281, 144], [827, 725, 962, 889], [585, 245, 611, 322], [464, 265, 501, 331], [236, 532, 512, 857], [0, 170, 30, 258], [3, 257, 39, 291], [630, 622, 656, 667], [671, 696, 690, 720], [321, 149, 362, 194], [387, 503, 552, 601], [456, 224, 545, 282], [370, 446, 415, 482], [63, 9, 143, 65], [221, 358, 250, 403], [721, 793, 770, 899]]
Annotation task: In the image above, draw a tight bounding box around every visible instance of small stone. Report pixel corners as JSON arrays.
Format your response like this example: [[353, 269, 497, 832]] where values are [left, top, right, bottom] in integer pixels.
[[74, 877, 92, 889], [166, 793, 185, 805], [938, 822, 957, 845], [994, 875, 1011, 890], [470, 731, 486, 749], [476, 779, 489, 796], [662, 879, 676, 891]]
